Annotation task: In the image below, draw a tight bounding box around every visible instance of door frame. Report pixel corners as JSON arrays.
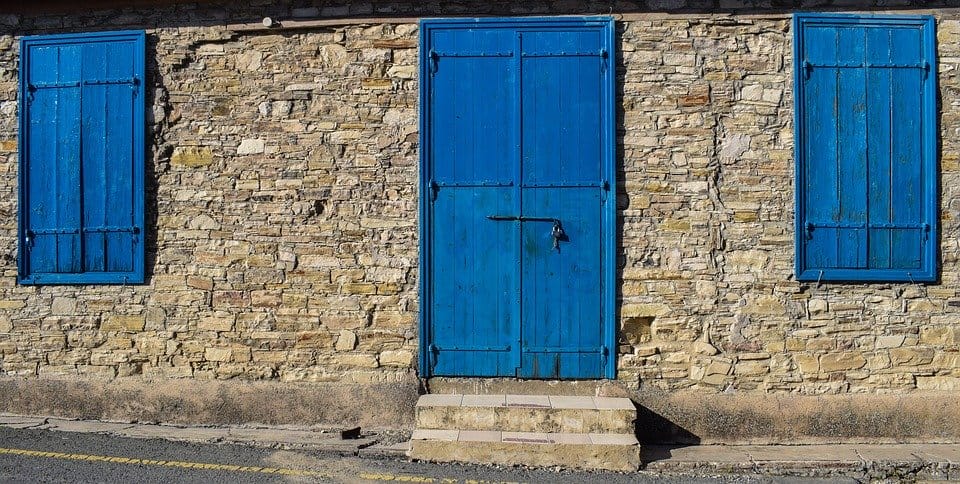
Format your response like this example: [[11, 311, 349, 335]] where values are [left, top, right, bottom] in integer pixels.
[[418, 16, 617, 379]]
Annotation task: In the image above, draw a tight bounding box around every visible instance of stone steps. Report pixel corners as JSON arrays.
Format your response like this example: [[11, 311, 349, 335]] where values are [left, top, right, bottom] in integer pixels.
[[409, 393, 640, 471]]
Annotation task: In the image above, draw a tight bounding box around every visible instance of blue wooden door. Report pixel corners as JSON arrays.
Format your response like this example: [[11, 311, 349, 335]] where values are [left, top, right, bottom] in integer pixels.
[[421, 18, 615, 379]]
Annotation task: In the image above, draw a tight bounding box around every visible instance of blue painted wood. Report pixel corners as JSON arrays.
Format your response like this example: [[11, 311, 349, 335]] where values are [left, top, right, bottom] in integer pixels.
[[889, 26, 924, 271], [802, 25, 840, 273], [519, 29, 605, 379], [866, 26, 893, 270], [19, 31, 145, 285], [836, 27, 868, 270], [420, 17, 614, 379], [794, 14, 937, 282], [425, 26, 518, 377]]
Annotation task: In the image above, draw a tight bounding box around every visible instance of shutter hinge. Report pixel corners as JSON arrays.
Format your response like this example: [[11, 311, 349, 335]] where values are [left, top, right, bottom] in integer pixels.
[[428, 344, 439, 369], [805, 222, 815, 240], [428, 50, 439, 75], [600, 345, 609, 365], [428, 179, 439, 202], [600, 48, 608, 73], [601, 180, 610, 201], [803, 60, 813, 80], [132, 76, 140, 96], [924, 222, 930, 240], [23, 231, 33, 249], [923, 61, 930, 79], [25, 85, 35, 103], [132, 226, 140, 244]]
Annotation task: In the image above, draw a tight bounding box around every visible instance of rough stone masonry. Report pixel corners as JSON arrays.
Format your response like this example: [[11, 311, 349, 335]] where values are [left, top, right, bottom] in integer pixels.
[[0, 0, 959, 442]]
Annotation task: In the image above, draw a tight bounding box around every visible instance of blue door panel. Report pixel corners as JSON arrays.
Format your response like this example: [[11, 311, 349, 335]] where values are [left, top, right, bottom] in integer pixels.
[[520, 31, 603, 186], [518, 188, 603, 379], [430, 188, 518, 376], [422, 18, 614, 379], [430, 29, 515, 186]]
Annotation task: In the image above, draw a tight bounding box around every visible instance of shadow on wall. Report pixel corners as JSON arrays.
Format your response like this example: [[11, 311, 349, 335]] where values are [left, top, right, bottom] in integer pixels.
[[634, 401, 703, 446]]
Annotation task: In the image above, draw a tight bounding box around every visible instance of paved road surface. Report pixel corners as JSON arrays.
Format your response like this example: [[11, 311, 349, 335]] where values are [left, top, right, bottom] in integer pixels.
[[0, 426, 851, 483]]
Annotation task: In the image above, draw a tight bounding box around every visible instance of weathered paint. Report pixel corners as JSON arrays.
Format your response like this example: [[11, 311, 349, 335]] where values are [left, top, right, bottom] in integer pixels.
[[794, 14, 937, 282], [18, 30, 145, 284], [420, 17, 616, 379]]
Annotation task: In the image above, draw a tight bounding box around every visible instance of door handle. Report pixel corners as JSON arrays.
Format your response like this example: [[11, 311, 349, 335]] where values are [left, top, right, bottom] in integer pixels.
[[487, 215, 567, 250], [486, 215, 561, 225]]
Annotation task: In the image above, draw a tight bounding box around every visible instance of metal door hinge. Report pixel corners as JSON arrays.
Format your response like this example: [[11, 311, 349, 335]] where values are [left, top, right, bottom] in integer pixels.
[[428, 180, 439, 202], [428, 344, 439, 369], [802, 60, 813, 80], [600, 48, 608, 72], [428, 50, 439, 75]]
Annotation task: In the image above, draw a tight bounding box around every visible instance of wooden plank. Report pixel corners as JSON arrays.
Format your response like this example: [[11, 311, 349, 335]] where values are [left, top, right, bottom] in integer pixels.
[[889, 26, 924, 270], [866, 26, 893, 270], [801, 25, 840, 272], [836, 26, 868, 269]]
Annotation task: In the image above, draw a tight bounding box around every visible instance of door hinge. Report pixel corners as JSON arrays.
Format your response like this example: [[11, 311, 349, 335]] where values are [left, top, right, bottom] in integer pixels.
[[600, 345, 609, 365], [601, 180, 610, 201], [428, 50, 439, 75], [600, 48, 608, 73], [802, 60, 813, 80], [923, 61, 930, 80], [428, 180, 439, 202], [428, 344, 439, 369]]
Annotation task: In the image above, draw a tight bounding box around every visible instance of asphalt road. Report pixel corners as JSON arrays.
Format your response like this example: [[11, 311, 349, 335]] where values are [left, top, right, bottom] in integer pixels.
[[0, 426, 850, 483]]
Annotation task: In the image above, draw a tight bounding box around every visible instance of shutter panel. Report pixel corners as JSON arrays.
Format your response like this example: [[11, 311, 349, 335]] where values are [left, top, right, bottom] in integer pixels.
[[19, 31, 145, 284], [795, 14, 936, 282], [24, 44, 83, 275]]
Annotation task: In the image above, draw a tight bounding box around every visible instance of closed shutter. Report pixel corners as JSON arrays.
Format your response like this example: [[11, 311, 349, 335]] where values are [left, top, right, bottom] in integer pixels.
[[19, 31, 145, 284], [794, 14, 937, 282]]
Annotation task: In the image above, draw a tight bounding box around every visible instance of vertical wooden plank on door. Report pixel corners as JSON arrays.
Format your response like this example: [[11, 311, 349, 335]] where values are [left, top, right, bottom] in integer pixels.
[[889, 26, 924, 270], [802, 26, 841, 273], [836, 27, 868, 269], [866, 26, 893, 270]]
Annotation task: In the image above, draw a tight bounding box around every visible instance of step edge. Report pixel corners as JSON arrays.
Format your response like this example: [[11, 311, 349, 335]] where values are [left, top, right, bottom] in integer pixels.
[[411, 429, 639, 446]]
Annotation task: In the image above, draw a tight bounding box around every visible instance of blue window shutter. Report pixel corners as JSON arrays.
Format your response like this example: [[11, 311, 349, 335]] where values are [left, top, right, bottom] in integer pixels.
[[794, 14, 937, 282], [19, 31, 145, 284]]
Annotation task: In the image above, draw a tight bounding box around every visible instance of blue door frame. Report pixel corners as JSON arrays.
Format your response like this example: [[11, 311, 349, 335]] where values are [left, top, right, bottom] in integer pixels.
[[418, 17, 617, 379]]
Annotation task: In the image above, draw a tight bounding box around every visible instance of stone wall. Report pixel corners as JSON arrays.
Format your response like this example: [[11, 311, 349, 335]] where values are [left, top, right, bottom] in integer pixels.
[[0, 1, 958, 437]]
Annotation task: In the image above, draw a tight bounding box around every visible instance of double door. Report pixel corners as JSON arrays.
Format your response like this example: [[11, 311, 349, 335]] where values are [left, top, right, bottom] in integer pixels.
[[420, 18, 615, 379]]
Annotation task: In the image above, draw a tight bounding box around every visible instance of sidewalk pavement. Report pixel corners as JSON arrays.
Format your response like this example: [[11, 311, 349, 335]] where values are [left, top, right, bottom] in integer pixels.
[[1, 412, 958, 480]]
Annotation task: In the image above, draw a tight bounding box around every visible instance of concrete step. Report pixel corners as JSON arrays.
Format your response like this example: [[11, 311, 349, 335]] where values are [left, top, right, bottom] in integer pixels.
[[409, 429, 640, 472], [416, 393, 636, 434]]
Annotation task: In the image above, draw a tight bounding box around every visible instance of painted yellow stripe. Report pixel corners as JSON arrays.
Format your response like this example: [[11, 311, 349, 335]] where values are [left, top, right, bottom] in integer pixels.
[[0, 447, 328, 478], [0, 446, 524, 483]]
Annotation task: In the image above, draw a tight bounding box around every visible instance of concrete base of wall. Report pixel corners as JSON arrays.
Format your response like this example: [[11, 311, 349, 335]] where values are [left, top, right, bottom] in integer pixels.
[[4, 376, 959, 444], [0, 375, 420, 429], [637, 390, 960, 445]]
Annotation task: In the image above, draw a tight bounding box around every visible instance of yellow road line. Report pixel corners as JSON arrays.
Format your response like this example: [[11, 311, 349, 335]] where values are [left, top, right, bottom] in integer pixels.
[[0, 447, 326, 478], [0, 446, 523, 483]]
